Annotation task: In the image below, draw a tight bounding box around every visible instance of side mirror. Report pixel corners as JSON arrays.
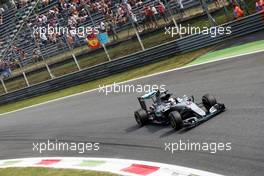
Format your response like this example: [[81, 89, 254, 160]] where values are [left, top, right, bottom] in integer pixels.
[[191, 95, 195, 102], [156, 90, 160, 97]]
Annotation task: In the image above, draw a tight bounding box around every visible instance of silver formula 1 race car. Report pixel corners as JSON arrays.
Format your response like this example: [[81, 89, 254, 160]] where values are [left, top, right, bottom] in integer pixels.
[[134, 90, 225, 130]]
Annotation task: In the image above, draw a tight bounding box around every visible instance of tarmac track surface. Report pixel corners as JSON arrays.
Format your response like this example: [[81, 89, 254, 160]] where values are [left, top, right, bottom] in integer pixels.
[[0, 52, 263, 176]]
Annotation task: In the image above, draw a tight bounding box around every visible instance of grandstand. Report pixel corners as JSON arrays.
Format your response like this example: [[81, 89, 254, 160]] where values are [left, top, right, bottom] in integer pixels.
[[0, 0, 206, 66], [0, 0, 231, 95]]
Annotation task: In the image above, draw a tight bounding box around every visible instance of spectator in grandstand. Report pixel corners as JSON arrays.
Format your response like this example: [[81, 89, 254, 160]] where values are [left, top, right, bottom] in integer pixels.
[[129, 8, 143, 32], [132, 1, 145, 29], [20, 51, 28, 62], [10, 0, 16, 9], [68, 15, 78, 27], [32, 49, 41, 63], [0, 60, 12, 78], [32, 30, 40, 47], [107, 19, 119, 41], [123, 1, 143, 32], [256, 0, 264, 12], [40, 31, 48, 45], [116, 4, 127, 27], [42, 0, 50, 7], [50, 6, 60, 16], [142, 5, 150, 30], [78, 9, 88, 23], [59, 0, 68, 11], [10, 48, 28, 65], [234, 0, 249, 15], [176, 0, 185, 17], [48, 32, 58, 44], [233, 3, 244, 19], [0, 7, 4, 25], [0, 39, 3, 48], [10, 45, 24, 61], [135, 0, 143, 7], [156, 0, 169, 24], [104, 8, 114, 22], [214, 0, 220, 7], [67, 34, 75, 46], [151, 4, 159, 20], [143, 5, 158, 29], [41, 14, 48, 25], [99, 21, 107, 33], [20, 0, 28, 8], [37, 14, 47, 26]]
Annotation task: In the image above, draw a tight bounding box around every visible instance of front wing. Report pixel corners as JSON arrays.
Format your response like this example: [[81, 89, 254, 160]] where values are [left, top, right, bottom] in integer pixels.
[[182, 103, 226, 127]]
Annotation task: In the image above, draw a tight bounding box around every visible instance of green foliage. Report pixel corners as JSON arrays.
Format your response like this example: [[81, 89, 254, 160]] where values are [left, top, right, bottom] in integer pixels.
[[0, 168, 118, 176]]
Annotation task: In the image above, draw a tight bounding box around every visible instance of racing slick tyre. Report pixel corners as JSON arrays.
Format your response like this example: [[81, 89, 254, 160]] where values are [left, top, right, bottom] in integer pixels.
[[134, 109, 148, 127], [169, 111, 183, 130], [202, 94, 217, 112]]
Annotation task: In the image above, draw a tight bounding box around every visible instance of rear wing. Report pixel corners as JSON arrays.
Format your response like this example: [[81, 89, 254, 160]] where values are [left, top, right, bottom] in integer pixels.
[[137, 97, 147, 111]]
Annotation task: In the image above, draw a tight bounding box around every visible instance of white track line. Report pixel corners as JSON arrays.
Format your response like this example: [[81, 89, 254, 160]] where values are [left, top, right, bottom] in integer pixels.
[[0, 49, 263, 116]]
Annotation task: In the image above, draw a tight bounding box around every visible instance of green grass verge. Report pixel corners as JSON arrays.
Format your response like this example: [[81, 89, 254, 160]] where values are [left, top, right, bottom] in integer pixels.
[[188, 40, 264, 65], [0, 167, 118, 176], [0, 47, 214, 114]]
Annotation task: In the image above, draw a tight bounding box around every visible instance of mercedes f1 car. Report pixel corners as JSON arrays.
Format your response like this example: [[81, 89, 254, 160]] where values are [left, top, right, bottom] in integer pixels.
[[134, 90, 225, 130]]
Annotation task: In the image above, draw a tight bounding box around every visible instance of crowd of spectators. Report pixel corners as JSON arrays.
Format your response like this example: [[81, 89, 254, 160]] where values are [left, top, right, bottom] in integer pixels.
[[1, 0, 263, 78], [13, 0, 52, 9], [5, 0, 264, 47], [20, 0, 174, 48], [6, 0, 190, 52]]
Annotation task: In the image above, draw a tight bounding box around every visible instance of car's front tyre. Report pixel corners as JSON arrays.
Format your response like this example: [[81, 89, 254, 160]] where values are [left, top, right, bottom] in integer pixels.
[[169, 111, 183, 130], [202, 94, 217, 112]]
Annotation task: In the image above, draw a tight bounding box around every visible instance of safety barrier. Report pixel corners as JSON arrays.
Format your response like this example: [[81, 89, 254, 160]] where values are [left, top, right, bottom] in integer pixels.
[[0, 12, 263, 105]]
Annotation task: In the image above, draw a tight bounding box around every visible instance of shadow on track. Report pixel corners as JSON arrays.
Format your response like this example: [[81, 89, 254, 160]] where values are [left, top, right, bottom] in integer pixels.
[[125, 122, 196, 137], [125, 123, 168, 133], [125, 125, 141, 133], [160, 126, 196, 138], [145, 123, 168, 133]]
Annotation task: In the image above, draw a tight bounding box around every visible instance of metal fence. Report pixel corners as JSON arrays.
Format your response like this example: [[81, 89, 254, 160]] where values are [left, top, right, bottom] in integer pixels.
[[0, 12, 263, 105]]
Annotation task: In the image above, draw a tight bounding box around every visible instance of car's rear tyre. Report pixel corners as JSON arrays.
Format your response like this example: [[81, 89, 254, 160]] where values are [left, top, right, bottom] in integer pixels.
[[169, 111, 182, 130], [134, 109, 148, 127], [202, 94, 217, 111]]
